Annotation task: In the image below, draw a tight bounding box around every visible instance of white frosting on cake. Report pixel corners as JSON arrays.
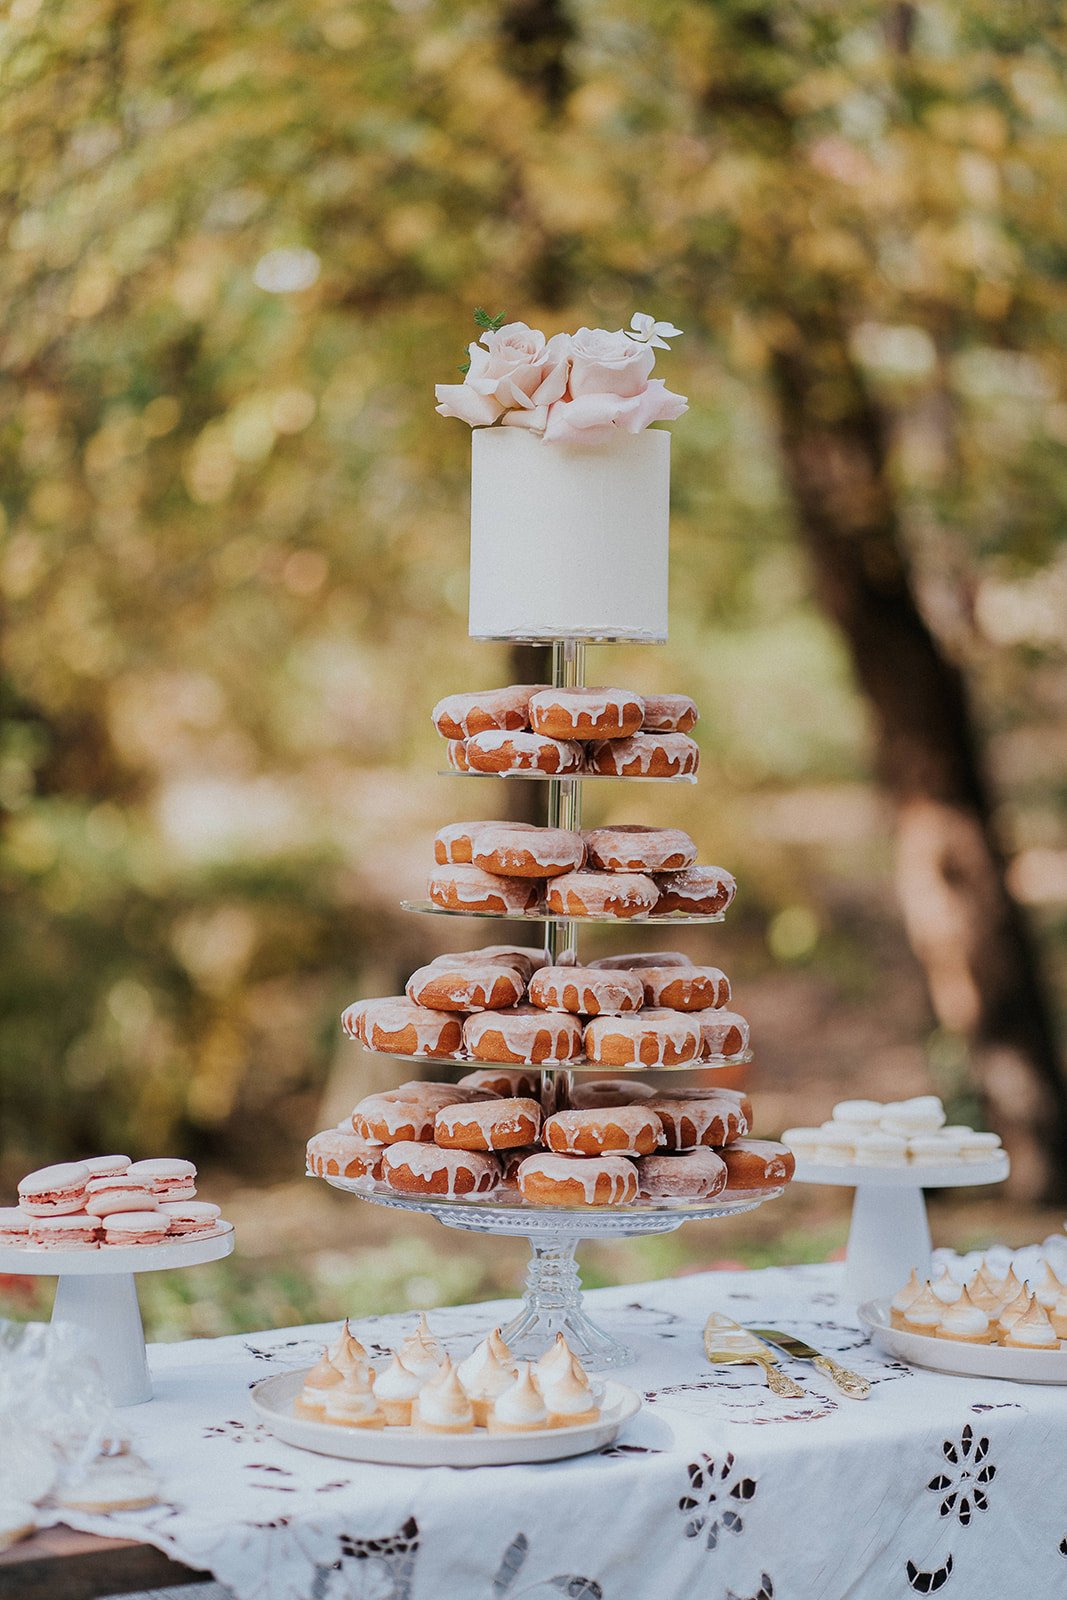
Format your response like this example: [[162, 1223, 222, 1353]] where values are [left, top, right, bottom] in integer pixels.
[[469, 429, 669, 642]]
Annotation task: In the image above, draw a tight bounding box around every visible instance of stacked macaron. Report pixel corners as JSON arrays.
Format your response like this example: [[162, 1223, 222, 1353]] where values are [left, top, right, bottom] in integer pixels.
[[4, 1156, 226, 1250], [782, 1097, 1005, 1168]]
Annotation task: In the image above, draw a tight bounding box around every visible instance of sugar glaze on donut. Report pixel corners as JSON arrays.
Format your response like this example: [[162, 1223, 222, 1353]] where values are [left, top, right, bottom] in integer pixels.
[[583, 1011, 702, 1068], [546, 871, 658, 920], [527, 965, 644, 1016], [434, 1097, 541, 1152], [640, 693, 699, 734], [428, 864, 542, 915], [463, 1006, 583, 1065], [382, 1142, 500, 1197], [588, 732, 699, 779], [406, 962, 525, 1013], [583, 825, 697, 874], [431, 685, 545, 740], [639, 965, 731, 1011], [543, 1106, 664, 1157], [528, 687, 644, 741], [517, 1153, 638, 1208], [653, 865, 737, 916], [465, 731, 583, 775], [473, 825, 584, 879]]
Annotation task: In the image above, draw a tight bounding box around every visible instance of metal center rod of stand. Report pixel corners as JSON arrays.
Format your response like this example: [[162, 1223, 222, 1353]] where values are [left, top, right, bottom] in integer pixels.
[[542, 640, 585, 1116]]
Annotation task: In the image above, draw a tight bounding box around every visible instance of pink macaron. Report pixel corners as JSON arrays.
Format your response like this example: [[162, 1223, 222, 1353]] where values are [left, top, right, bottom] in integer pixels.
[[126, 1159, 197, 1202], [0, 1207, 31, 1244], [17, 1162, 91, 1216], [101, 1210, 172, 1247], [158, 1201, 222, 1236], [28, 1214, 101, 1249], [84, 1174, 157, 1218], [81, 1155, 132, 1177]]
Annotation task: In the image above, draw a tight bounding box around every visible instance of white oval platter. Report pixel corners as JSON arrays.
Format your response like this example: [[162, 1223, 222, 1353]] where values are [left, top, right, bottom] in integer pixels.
[[859, 1298, 1067, 1384]]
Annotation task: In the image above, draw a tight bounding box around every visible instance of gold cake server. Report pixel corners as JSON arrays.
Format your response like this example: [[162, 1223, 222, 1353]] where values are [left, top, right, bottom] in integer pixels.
[[703, 1313, 807, 1398], [747, 1328, 871, 1400]]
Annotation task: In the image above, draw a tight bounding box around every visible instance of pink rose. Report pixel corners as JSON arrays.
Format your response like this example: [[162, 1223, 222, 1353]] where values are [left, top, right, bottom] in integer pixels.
[[435, 323, 569, 427], [567, 327, 655, 399], [542, 380, 688, 446]]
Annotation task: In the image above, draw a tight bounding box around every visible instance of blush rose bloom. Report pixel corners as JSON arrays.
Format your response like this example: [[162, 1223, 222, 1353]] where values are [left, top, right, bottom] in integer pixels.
[[542, 327, 688, 445], [434, 323, 570, 428]]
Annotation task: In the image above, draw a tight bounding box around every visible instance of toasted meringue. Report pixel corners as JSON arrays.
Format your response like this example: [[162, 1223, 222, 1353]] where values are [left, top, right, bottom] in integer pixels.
[[487, 1326, 514, 1368], [890, 1268, 926, 1329], [413, 1356, 474, 1434], [327, 1318, 369, 1375], [489, 1362, 549, 1433], [929, 1266, 963, 1306], [535, 1332, 576, 1387], [398, 1321, 445, 1381], [542, 1354, 600, 1429], [995, 1284, 1032, 1336], [1050, 1291, 1067, 1341], [967, 1263, 1006, 1315], [457, 1333, 516, 1427], [1029, 1259, 1067, 1311], [1002, 1298, 1058, 1349], [293, 1353, 344, 1418], [323, 1365, 383, 1429], [373, 1352, 423, 1426], [936, 1287, 993, 1344], [902, 1284, 944, 1335]]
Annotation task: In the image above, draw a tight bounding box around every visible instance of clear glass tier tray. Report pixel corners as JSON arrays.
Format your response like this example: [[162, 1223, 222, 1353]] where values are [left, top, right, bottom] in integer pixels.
[[352, 1045, 752, 1073], [319, 1173, 780, 1369], [439, 768, 697, 784], [401, 900, 725, 925]]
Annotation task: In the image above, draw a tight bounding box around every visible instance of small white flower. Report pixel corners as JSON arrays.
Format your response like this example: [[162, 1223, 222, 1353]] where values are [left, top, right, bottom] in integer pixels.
[[627, 312, 683, 350]]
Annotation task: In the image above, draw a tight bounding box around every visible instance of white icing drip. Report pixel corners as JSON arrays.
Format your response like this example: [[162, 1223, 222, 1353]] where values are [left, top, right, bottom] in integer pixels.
[[583, 825, 697, 872], [474, 825, 585, 875], [517, 1153, 637, 1204], [583, 1013, 701, 1067], [644, 1094, 743, 1146], [590, 732, 698, 777], [382, 1142, 499, 1197], [544, 1107, 664, 1156], [428, 864, 540, 913], [698, 1010, 750, 1058], [406, 962, 526, 1012], [528, 966, 644, 1016], [435, 1097, 541, 1144], [465, 730, 584, 773], [546, 871, 658, 918], [431, 686, 541, 739], [640, 965, 730, 1009], [528, 687, 644, 733], [640, 693, 699, 732], [652, 864, 736, 910], [463, 1006, 582, 1064]]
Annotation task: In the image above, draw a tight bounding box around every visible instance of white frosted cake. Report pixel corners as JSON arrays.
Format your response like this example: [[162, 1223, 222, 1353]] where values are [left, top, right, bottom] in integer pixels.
[[468, 428, 670, 642]]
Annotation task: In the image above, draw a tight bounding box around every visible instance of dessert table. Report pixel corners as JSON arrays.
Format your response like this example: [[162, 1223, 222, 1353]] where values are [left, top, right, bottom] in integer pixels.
[[22, 1262, 1067, 1600]]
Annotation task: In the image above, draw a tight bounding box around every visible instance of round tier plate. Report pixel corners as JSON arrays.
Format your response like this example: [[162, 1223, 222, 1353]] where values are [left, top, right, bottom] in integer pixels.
[[350, 1044, 751, 1073], [440, 769, 696, 784], [860, 1299, 1067, 1384], [251, 1368, 642, 1466], [792, 1157, 1009, 1189], [402, 900, 725, 925], [469, 632, 666, 645], [0, 1223, 235, 1275], [322, 1174, 777, 1236]]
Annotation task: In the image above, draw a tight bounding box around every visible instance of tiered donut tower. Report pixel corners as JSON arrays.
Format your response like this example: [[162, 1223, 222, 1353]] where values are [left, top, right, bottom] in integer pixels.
[[310, 371, 790, 1369]]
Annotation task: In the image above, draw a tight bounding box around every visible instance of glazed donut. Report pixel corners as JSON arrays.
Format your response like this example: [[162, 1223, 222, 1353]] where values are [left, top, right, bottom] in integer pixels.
[[428, 864, 542, 915], [588, 733, 699, 780], [406, 962, 526, 1013], [446, 739, 470, 771], [434, 1096, 542, 1152], [543, 1106, 664, 1157], [457, 1066, 543, 1099], [699, 1009, 751, 1059], [391, 1080, 499, 1108], [589, 950, 693, 972], [643, 1092, 748, 1151], [473, 825, 585, 879], [351, 998, 463, 1059], [719, 1138, 795, 1191], [306, 1130, 383, 1181], [583, 1011, 702, 1069], [527, 965, 643, 1016], [652, 865, 737, 917], [517, 1153, 638, 1208], [463, 1006, 582, 1065], [465, 731, 583, 776], [433, 821, 498, 865], [637, 1149, 727, 1200], [658, 1085, 753, 1126], [382, 1142, 500, 1197], [583, 826, 697, 874], [428, 945, 547, 981], [351, 1094, 438, 1144], [545, 871, 658, 920], [640, 693, 699, 734], [569, 1078, 658, 1109], [639, 965, 731, 1011], [528, 687, 644, 742], [431, 685, 545, 740]]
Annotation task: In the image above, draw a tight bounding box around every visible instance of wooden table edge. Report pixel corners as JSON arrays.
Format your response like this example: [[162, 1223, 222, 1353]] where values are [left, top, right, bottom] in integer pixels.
[[0, 1524, 210, 1599]]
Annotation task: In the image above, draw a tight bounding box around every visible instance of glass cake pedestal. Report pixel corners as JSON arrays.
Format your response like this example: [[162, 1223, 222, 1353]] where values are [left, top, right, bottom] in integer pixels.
[[325, 1177, 778, 1368]]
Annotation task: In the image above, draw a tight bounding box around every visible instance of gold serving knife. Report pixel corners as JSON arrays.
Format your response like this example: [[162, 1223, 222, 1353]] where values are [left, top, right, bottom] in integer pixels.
[[703, 1313, 807, 1399], [748, 1328, 871, 1400]]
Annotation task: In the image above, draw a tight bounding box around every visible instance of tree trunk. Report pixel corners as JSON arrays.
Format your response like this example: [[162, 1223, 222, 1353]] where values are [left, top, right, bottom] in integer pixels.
[[767, 315, 1067, 1199]]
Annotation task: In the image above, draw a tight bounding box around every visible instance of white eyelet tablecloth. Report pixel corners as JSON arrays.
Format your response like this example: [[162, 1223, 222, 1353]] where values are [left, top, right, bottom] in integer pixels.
[[42, 1263, 1067, 1600]]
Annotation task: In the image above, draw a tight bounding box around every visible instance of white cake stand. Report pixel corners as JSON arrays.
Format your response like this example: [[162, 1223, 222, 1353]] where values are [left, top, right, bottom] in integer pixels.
[[793, 1156, 1009, 1304], [0, 1225, 235, 1406]]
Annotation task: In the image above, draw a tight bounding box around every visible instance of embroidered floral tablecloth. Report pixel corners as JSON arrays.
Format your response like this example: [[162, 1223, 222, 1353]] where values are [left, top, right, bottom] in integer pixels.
[[46, 1263, 1067, 1600]]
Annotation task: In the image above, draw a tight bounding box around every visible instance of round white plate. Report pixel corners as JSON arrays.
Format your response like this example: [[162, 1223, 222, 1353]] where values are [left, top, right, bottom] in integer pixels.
[[250, 1368, 642, 1466], [859, 1298, 1067, 1384], [793, 1156, 1009, 1189], [0, 1222, 234, 1275]]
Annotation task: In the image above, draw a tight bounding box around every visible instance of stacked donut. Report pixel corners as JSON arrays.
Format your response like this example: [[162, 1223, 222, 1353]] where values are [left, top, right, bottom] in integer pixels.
[[429, 818, 736, 921], [307, 1074, 794, 1208], [342, 946, 751, 1068], [432, 684, 701, 780]]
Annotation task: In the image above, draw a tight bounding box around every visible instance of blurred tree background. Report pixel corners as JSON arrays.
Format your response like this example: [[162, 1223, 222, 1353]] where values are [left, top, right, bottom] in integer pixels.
[[2, 0, 1067, 1324]]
